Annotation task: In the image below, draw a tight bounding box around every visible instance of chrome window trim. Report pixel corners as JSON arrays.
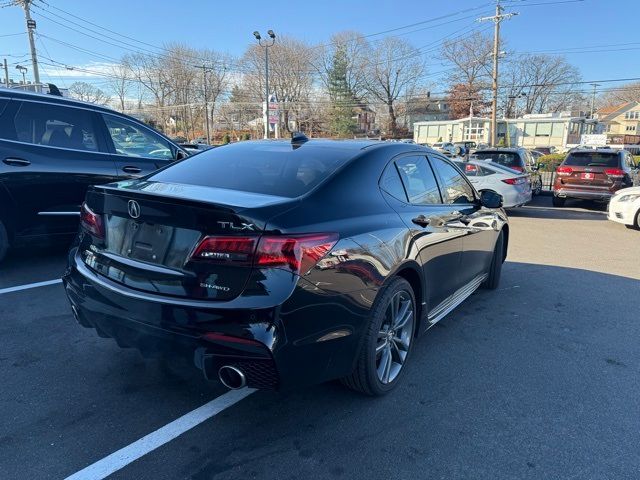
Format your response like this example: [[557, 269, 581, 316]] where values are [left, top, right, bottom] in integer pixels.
[[38, 211, 81, 216], [0, 138, 113, 155]]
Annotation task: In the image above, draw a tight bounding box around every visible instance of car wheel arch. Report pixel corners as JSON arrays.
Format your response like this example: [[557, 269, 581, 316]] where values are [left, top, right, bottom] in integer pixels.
[[501, 224, 509, 262], [388, 261, 424, 336]]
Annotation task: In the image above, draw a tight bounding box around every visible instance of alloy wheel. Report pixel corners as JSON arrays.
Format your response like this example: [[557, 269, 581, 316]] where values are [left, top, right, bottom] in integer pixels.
[[375, 290, 414, 384]]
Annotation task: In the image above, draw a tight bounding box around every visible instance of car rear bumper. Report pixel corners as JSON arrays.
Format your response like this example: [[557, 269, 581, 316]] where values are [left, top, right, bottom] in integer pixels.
[[553, 187, 614, 201], [502, 188, 532, 208], [63, 249, 374, 390]]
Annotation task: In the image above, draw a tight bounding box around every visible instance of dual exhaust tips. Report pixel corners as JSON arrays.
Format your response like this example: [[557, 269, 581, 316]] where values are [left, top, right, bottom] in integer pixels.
[[218, 365, 247, 389]]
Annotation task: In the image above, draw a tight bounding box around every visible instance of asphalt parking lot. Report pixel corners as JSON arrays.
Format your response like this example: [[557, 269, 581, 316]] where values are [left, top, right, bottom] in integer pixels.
[[1, 195, 639, 480]]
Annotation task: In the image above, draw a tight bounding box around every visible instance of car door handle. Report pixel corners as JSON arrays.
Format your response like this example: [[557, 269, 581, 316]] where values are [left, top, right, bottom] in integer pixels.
[[122, 166, 142, 174], [3, 157, 30, 167], [411, 215, 431, 227]]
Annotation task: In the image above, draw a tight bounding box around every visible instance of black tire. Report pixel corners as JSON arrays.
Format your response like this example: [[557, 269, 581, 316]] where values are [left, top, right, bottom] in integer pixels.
[[0, 220, 8, 263], [341, 277, 416, 396], [532, 178, 542, 196], [481, 230, 504, 290], [552, 196, 566, 207], [625, 210, 640, 230]]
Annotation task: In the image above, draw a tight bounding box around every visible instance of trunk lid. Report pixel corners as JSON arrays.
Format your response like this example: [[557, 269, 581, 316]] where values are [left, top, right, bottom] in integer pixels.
[[79, 180, 296, 301]]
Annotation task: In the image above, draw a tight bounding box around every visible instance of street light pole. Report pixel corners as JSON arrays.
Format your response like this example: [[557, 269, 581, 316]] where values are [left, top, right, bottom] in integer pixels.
[[253, 30, 276, 139], [202, 65, 211, 144], [16, 65, 28, 84]]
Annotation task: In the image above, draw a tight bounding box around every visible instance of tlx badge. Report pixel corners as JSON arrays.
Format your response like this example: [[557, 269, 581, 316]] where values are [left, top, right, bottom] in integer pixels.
[[217, 221, 256, 231]]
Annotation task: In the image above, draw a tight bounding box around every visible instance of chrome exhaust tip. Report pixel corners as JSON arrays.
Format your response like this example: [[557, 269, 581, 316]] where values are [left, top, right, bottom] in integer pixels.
[[218, 365, 247, 389]]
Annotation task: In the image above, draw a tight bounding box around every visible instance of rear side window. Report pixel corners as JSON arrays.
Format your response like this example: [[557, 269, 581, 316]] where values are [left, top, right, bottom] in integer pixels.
[[395, 155, 442, 205], [380, 163, 408, 202], [474, 151, 522, 169], [13, 101, 99, 152], [430, 157, 475, 204], [564, 152, 619, 168], [149, 144, 352, 198]]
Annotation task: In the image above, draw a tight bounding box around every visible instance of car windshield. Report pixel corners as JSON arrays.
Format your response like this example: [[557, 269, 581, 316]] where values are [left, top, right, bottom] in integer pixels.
[[564, 152, 619, 167], [473, 151, 521, 168], [148, 143, 352, 198]]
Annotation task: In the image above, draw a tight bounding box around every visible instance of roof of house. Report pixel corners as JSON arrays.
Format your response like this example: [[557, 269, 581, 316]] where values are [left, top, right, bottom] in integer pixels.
[[597, 102, 632, 117]]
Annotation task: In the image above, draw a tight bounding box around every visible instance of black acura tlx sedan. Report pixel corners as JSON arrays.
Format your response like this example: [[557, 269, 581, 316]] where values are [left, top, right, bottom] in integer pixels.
[[63, 136, 508, 396]]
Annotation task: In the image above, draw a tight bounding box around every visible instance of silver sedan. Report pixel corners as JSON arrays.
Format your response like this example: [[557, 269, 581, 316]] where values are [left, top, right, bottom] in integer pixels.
[[454, 160, 532, 208]]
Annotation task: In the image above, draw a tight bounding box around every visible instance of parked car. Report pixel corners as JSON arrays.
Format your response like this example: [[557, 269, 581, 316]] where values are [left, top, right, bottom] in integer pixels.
[[63, 138, 508, 396], [0, 89, 187, 262], [529, 150, 545, 162], [472, 147, 543, 195], [431, 142, 456, 156], [454, 160, 532, 208], [607, 187, 640, 229], [552, 149, 639, 207], [179, 143, 216, 155]]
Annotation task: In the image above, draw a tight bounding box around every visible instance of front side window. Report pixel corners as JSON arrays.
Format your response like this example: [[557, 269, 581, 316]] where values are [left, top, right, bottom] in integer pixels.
[[103, 114, 174, 160], [430, 156, 475, 204], [13, 101, 99, 151], [395, 156, 442, 205]]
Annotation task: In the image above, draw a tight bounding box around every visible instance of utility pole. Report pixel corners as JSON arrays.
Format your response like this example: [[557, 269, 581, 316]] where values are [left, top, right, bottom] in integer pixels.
[[478, 2, 517, 146], [590, 83, 601, 118], [19, 0, 41, 88], [3, 59, 9, 87]]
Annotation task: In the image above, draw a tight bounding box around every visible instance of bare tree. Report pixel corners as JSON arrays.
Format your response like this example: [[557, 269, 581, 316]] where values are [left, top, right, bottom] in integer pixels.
[[240, 36, 315, 134], [68, 81, 111, 105], [363, 37, 425, 137], [503, 54, 582, 115], [105, 64, 131, 112], [315, 31, 369, 100], [598, 82, 640, 108], [441, 31, 493, 92]]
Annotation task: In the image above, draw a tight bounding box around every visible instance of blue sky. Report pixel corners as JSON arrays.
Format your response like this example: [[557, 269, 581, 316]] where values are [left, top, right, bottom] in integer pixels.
[[1, 0, 639, 93]]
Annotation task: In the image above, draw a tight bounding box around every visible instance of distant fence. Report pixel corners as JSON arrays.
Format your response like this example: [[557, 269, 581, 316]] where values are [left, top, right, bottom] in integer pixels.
[[540, 171, 556, 191]]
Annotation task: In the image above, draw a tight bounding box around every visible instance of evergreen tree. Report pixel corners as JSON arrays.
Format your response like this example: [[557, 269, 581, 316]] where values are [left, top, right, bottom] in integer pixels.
[[327, 45, 357, 137]]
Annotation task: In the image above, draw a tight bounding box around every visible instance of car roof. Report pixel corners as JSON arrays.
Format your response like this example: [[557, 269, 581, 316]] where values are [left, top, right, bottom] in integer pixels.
[[474, 147, 522, 153], [0, 87, 145, 122], [217, 138, 430, 156]]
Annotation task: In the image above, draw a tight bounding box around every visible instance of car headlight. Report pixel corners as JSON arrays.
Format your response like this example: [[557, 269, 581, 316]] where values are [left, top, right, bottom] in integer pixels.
[[617, 194, 640, 202]]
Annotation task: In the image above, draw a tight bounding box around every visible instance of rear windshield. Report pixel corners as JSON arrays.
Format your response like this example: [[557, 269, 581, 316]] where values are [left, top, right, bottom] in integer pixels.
[[148, 143, 352, 198], [564, 152, 619, 168], [473, 151, 521, 168]]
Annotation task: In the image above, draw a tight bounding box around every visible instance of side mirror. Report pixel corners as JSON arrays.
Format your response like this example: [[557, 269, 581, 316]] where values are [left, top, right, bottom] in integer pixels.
[[175, 149, 188, 160], [480, 190, 503, 209]]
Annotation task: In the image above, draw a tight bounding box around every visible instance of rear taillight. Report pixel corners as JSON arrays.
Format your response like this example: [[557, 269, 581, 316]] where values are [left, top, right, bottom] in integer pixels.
[[191, 236, 256, 264], [556, 166, 573, 176], [191, 233, 338, 275], [501, 177, 526, 185], [464, 164, 478, 174], [604, 168, 626, 179], [80, 202, 104, 239]]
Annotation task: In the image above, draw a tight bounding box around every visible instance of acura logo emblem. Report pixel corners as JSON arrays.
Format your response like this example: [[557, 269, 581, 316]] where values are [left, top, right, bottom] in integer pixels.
[[127, 200, 141, 219]]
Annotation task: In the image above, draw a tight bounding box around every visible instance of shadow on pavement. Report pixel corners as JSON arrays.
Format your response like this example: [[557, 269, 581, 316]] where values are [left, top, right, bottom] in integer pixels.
[[112, 261, 640, 480], [508, 195, 607, 221]]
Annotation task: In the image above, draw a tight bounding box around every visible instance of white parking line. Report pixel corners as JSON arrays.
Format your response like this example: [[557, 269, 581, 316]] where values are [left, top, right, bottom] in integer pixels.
[[64, 388, 255, 480], [0, 278, 62, 295]]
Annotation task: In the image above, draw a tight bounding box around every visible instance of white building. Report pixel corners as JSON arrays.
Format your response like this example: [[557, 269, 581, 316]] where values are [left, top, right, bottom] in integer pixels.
[[413, 112, 601, 152]]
